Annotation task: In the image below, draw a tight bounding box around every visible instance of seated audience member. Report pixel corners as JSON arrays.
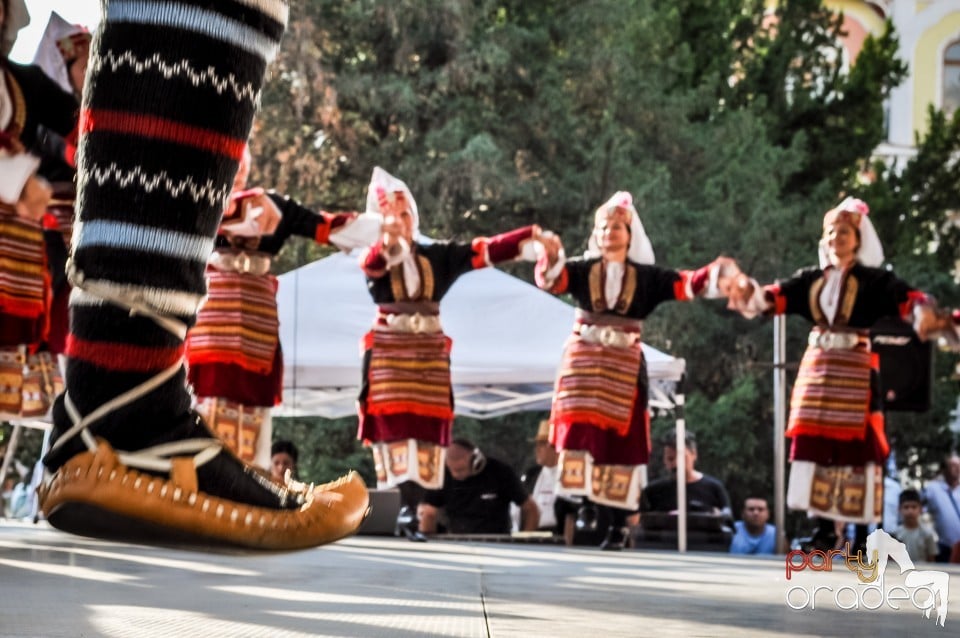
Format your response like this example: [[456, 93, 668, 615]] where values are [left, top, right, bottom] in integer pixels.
[[7, 469, 35, 520], [640, 429, 731, 517], [419, 439, 539, 535], [924, 452, 960, 562], [892, 489, 938, 562], [2, 475, 18, 518], [270, 440, 299, 483], [518, 420, 564, 534], [729, 497, 778, 555]]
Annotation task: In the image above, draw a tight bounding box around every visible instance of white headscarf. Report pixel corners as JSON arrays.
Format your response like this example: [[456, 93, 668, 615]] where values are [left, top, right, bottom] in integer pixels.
[[365, 166, 420, 240], [818, 196, 884, 268], [32, 12, 89, 94], [365, 166, 423, 295], [584, 191, 655, 264], [2, 0, 30, 56]]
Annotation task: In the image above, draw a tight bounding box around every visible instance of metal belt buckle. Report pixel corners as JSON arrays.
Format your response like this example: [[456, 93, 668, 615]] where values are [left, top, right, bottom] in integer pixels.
[[408, 313, 427, 333], [237, 252, 253, 274], [815, 332, 855, 350], [597, 326, 619, 348]]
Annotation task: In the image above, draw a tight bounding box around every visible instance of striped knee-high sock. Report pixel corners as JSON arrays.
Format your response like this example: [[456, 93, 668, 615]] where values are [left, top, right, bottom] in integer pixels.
[[48, 0, 288, 466]]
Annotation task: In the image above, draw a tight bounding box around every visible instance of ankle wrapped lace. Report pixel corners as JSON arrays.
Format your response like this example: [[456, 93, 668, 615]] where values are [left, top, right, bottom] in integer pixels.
[[39, 267, 369, 550]]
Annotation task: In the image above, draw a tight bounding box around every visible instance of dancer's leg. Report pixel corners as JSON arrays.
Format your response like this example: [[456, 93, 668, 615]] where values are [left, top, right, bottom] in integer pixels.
[[39, 0, 367, 550]]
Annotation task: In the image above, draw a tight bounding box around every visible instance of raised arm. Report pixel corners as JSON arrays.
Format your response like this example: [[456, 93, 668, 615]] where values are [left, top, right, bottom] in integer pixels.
[[444, 225, 540, 280], [253, 192, 380, 254]]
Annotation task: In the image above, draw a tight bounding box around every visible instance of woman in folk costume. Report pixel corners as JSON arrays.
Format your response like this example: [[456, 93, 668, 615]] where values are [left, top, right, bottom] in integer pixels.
[[725, 197, 954, 549], [31, 12, 92, 358], [0, 0, 78, 420], [186, 147, 380, 469], [536, 191, 728, 549], [358, 166, 545, 526]]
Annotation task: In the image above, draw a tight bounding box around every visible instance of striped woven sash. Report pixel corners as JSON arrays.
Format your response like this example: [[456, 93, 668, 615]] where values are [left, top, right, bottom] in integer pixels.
[[552, 320, 642, 437], [364, 329, 454, 420], [0, 210, 46, 319], [186, 268, 279, 374], [787, 330, 872, 441]]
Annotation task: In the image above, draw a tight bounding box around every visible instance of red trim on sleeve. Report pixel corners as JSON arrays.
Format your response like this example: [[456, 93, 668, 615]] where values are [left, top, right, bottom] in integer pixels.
[[64, 124, 79, 168], [315, 212, 332, 245], [328, 212, 354, 231], [553, 268, 569, 294], [673, 276, 690, 301], [471, 237, 490, 269], [688, 266, 711, 296], [485, 225, 535, 264], [361, 242, 388, 277], [535, 259, 569, 294], [766, 284, 786, 315], [898, 290, 929, 320], [318, 212, 358, 245]]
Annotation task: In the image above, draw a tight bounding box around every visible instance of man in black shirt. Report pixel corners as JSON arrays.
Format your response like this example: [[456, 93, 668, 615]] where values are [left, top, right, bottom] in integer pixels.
[[640, 430, 731, 517], [419, 439, 540, 534]]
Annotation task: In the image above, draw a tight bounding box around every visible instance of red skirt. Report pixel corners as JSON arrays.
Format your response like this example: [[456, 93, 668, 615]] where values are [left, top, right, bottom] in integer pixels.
[[552, 408, 651, 466], [188, 346, 283, 407], [357, 329, 454, 444]]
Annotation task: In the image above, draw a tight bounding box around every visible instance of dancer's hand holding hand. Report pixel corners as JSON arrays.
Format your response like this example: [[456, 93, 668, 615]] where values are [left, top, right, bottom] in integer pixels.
[[534, 226, 563, 264], [221, 191, 282, 238], [915, 305, 954, 342], [713, 257, 743, 296], [712, 257, 755, 310], [245, 192, 282, 236]]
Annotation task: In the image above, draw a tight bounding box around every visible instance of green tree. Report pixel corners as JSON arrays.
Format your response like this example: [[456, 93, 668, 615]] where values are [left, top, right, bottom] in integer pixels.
[[258, 2, 949, 522]]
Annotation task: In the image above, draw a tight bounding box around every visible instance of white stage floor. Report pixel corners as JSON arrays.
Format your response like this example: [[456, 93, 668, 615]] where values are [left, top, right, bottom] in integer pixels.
[[1, 520, 957, 637]]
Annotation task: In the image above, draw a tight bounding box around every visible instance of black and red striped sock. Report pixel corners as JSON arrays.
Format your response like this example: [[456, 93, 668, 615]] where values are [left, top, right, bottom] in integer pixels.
[[46, 0, 289, 469]]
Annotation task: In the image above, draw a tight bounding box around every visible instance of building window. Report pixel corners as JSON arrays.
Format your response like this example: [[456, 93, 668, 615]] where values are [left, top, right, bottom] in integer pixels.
[[943, 41, 960, 114]]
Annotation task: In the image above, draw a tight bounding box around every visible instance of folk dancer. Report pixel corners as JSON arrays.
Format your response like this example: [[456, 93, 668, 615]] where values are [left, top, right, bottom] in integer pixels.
[[724, 197, 955, 550], [536, 191, 729, 549], [186, 147, 379, 468], [0, 0, 77, 420], [31, 11, 92, 358], [358, 166, 545, 531]]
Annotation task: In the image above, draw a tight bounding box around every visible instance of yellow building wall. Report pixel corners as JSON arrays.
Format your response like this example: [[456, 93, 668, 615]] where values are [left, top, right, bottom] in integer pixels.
[[824, 0, 886, 34], [913, 12, 960, 134], [756, 1, 960, 140]]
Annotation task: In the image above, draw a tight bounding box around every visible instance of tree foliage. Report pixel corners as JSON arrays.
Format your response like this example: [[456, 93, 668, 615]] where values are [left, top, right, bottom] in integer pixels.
[[255, 1, 957, 528]]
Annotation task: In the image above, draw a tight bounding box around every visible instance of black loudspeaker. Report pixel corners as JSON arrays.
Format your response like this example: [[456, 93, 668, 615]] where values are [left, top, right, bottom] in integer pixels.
[[870, 317, 933, 412]]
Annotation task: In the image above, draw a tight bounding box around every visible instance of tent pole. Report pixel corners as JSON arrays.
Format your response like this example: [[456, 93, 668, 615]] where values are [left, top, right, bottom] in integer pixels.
[[773, 314, 787, 553], [675, 389, 686, 553]]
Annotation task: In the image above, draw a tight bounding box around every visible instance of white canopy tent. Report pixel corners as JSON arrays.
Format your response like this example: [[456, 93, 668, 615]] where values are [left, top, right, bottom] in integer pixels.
[[275, 252, 685, 419]]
